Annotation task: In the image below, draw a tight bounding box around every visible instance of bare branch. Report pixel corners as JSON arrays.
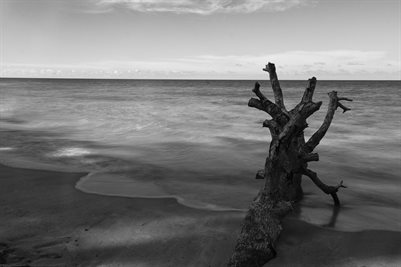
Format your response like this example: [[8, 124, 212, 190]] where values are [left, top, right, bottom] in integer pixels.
[[338, 97, 353, 101], [263, 62, 286, 110], [337, 95, 352, 113], [302, 168, 346, 206], [248, 98, 284, 120], [302, 77, 317, 102], [252, 82, 267, 102], [304, 91, 342, 153], [337, 102, 351, 113]]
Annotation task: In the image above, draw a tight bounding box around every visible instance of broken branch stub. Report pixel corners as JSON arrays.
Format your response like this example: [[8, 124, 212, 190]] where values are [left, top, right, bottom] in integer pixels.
[[263, 62, 286, 110], [302, 77, 317, 103]]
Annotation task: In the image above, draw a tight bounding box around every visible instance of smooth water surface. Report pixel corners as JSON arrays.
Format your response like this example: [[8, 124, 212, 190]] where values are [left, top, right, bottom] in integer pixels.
[[1, 78, 400, 231]]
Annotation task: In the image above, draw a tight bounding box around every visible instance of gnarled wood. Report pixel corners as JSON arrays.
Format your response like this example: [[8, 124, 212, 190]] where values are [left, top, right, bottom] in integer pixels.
[[228, 193, 292, 267], [229, 63, 352, 266]]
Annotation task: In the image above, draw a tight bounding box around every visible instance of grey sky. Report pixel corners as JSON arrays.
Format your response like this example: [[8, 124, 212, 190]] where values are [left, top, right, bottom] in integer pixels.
[[1, 0, 400, 79]]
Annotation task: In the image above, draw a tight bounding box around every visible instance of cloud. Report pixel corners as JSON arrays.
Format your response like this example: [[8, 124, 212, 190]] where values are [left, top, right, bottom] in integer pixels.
[[93, 0, 310, 14], [2, 50, 400, 80]]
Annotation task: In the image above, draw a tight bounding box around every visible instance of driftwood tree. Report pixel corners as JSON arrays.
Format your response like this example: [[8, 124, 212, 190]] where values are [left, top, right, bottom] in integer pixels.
[[228, 63, 352, 266]]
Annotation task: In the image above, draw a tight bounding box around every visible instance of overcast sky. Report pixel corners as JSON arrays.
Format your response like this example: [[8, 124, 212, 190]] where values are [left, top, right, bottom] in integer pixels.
[[1, 0, 400, 79]]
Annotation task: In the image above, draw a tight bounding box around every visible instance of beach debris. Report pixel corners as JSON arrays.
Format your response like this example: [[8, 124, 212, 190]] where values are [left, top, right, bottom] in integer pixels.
[[228, 63, 352, 266]]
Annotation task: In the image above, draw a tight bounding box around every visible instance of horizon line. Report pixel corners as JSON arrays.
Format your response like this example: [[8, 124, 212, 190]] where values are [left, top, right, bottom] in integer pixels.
[[0, 76, 400, 82]]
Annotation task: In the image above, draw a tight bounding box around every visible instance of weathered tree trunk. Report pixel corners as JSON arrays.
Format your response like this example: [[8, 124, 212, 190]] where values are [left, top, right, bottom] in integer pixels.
[[228, 63, 351, 266]]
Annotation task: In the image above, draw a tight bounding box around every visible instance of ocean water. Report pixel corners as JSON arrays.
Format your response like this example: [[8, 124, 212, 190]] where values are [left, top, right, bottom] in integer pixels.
[[0, 78, 400, 231]]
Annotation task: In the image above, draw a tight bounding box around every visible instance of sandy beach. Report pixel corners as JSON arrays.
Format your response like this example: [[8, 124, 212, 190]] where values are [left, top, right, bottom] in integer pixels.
[[1, 163, 400, 267]]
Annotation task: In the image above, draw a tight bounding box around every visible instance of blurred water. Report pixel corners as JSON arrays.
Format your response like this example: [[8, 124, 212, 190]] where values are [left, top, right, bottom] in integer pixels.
[[0, 78, 400, 231]]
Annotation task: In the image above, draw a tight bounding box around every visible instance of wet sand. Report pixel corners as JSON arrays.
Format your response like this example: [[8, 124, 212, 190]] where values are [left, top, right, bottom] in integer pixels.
[[0, 163, 400, 266]]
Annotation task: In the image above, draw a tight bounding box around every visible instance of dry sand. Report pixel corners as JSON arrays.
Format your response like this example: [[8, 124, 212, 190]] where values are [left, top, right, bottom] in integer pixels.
[[0, 163, 400, 266]]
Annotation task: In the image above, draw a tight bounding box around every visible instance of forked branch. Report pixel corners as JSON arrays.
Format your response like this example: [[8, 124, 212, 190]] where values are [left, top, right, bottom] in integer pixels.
[[248, 98, 283, 120], [337, 97, 353, 113], [337, 102, 351, 113], [248, 82, 287, 122], [290, 77, 321, 117], [302, 168, 347, 206]]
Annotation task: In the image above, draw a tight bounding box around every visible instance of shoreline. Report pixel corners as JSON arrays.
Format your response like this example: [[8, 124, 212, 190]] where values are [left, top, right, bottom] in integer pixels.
[[1, 162, 400, 266], [75, 168, 401, 232], [76, 171, 247, 212]]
